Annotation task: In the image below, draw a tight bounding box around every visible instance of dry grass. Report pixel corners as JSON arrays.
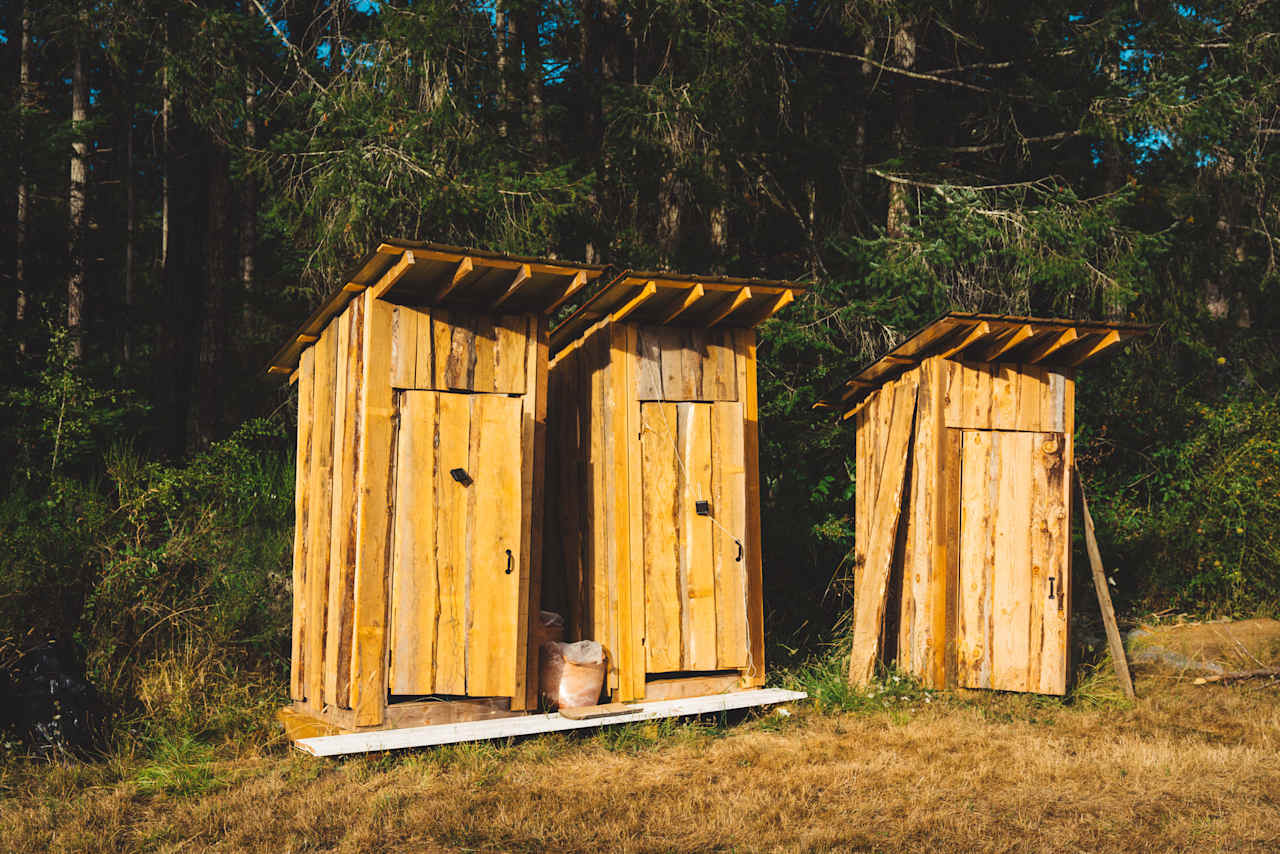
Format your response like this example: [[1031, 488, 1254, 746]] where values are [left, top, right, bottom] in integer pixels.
[[3, 669, 1279, 854]]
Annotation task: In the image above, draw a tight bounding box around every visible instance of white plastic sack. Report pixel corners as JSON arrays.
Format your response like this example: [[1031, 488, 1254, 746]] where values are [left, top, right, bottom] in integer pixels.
[[539, 640, 606, 710]]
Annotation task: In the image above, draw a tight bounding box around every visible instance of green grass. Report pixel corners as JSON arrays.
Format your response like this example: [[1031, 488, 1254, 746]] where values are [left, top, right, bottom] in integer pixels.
[[133, 735, 223, 797]]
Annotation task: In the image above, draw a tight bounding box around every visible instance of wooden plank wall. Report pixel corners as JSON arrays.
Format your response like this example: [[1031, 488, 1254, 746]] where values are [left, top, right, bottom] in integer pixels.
[[943, 361, 1066, 432], [292, 297, 546, 725], [864, 355, 1074, 693], [292, 294, 366, 715], [637, 327, 738, 401], [390, 305, 530, 393], [544, 321, 763, 701], [848, 370, 919, 685]]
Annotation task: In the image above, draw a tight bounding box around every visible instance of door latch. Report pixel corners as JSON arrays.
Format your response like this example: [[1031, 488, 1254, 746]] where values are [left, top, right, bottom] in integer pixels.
[[695, 500, 711, 516], [450, 467, 472, 486], [1048, 577, 1056, 599]]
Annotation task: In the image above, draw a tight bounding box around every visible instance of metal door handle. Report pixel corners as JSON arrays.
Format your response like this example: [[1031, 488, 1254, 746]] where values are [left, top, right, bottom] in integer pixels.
[[1048, 577, 1056, 599], [735, 540, 743, 563], [505, 548, 513, 575]]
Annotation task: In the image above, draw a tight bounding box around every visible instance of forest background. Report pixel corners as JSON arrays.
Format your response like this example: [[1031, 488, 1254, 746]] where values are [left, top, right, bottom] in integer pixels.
[[1, 0, 1278, 748]]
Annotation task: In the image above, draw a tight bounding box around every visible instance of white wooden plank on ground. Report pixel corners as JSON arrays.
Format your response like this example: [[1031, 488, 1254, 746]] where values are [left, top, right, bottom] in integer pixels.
[[293, 688, 807, 757]]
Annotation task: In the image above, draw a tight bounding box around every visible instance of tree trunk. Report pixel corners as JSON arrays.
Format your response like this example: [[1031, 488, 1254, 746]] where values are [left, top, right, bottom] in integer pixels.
[[68, 15, 89, 360], [496, 5, 512, 137], [124, 80, 136, 361], [158, 11, 203, 456], [518, 4, 545, 155], [15, 0, 33, 354], [241, 73, 257, 330], [197, 147, 233, 446], [886, 21, 916, 239]]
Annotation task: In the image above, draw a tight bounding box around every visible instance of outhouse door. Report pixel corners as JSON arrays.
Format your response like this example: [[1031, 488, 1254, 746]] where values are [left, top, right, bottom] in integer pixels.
[[955, 429, 1070, 694], [387, 390, 524, 698], [639, 401, 750, 674]]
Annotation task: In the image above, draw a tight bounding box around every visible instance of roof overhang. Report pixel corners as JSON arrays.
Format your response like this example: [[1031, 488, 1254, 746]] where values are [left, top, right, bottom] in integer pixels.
[[266, 240, 609, 378], [823, 312, 1149, 420], [549, 270, 805, 356]]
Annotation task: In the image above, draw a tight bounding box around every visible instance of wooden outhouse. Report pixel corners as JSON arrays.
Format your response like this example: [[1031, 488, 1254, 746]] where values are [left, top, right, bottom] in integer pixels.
[[268, 240, 607, 729], [835, 313, 1146, 695], [544, 271, 804, 703]]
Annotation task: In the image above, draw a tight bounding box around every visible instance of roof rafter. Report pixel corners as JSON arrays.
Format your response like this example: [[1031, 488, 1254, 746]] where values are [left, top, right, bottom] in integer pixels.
[[490, 264, 533, 310], [707, 288, 752, 327]]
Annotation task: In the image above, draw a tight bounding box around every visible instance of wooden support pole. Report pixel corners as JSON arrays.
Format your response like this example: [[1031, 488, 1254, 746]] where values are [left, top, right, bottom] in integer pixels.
[[1076, 471, 1136, 700]]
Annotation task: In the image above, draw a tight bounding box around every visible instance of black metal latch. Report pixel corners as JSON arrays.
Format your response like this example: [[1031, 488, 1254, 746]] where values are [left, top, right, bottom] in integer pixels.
[[1048, 577, 1056, 599], [695, 500, 711, 516], [450, 467, 473, 486]]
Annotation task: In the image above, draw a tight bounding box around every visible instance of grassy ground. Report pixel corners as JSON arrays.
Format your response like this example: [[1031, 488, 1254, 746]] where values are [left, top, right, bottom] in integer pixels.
[[2, 648, 1279, 854]]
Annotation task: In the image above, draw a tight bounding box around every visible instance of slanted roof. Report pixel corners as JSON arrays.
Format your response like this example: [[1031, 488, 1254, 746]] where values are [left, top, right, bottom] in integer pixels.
[[830, 312, 1148, 420], [549, 270, 805, 356], [266, 239, 609, 377]]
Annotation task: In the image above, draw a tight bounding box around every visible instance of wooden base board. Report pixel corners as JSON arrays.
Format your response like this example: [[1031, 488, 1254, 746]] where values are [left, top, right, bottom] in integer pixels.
[[292, 688, 807, 757], [643, 672, 743, 701], [283, 697, 517, 737]]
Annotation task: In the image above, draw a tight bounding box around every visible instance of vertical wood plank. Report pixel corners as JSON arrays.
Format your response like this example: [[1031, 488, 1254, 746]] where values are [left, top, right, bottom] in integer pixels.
[[705, 330, 738, 401], [847, 374, 918, 686], [445, 312, 477, 390], [943, 359, 963, 427], [602, 327, 632, 697], [636, 327, 664, 400], [737, 329, 767, 686], [854, 405, 868, 580], [711, 401, 748, 668], [641, 401, 682, 672], [390, 306, 417, 388], [1045, 370, 1066, 433], [290, 347, 315, 701], [336, 297, 366, 707], [924, 357, 950, 688], [388, 391, 439, 694], [431, 308, 453, 390], [966, 362, 993, 429], [992, 432, 1033, 692], [1031, 432, 1070, 694], [305, 320, 337, 709], [940, 426, 962, 688], [471, 314, 496, 393], [903, 360, 937, 679], [588, 330, 609, 661], [493, 314, 528, 394], [990, 363, 1020, 429], [415, 309, 433, 389], [956, 429, 991, 689], [1018, 365, 1046, 431], [678, 402, 716, 671], [682, 329, 708, 400], [348, 294, 396, 726], [520, 315, 549, 709], [324, 304, 353, 707], [623, 324, 648, 700], [433, 392, 471, 695], [660, 328, 701, 400], [599, 331, 621, 693], [466, 394, 524, 698]]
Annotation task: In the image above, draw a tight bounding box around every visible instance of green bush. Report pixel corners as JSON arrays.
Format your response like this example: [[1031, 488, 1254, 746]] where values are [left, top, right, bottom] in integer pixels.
[[0, 341, 295, 739]]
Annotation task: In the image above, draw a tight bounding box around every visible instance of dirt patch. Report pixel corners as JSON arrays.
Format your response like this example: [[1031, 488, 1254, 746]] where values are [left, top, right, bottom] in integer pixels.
[[1128, 618, 1280, 675]]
